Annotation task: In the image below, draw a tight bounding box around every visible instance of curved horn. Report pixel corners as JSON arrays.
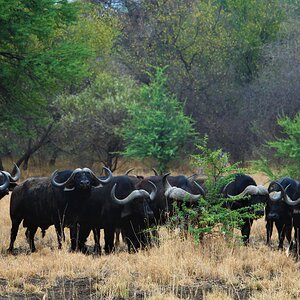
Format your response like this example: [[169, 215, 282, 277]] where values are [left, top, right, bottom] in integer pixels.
[[51, 168, 82, 188], [124, 168, 135, 176], [98, 167, 113, 184], [228, 185, 261, 198], [148, 180, 157, 201], [152, 168, 159, 176], [111, 184, 152, 205], [222, 180, 234, 196], [257, 185, 269, 195], [164, 177, 201, 203], [188, 174, 197, 181], [2, 163, 21, 182], [0, 172, 10, 191], [193, 181, 206, 197], [275, 182, 300, 206], [162, 173, 172, 191], [165, 186, 201, 202], [82, 167, 112, 187]]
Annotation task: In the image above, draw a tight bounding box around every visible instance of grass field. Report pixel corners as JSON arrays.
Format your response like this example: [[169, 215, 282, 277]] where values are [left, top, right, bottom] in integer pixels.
[[0, 166, 299, 299]]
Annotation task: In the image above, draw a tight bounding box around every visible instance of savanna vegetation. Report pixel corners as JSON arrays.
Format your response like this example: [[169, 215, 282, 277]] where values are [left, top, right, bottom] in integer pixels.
[[1, 0, 300, 299]]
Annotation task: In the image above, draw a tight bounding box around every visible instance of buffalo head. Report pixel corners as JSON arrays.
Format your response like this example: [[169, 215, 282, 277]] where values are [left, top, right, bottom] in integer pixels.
[[51, 167, 112, 192]]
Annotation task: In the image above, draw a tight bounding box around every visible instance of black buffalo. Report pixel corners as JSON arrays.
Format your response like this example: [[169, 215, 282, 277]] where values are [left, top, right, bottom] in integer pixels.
[[222, 174, 269, 244], [0, 164, 21, 199], [268, 178, 300, 256], [136, 173, 205, 225], [266, 180, 293, 250], [129, 174, 205, 245], [73, 175, 157, 254], [8, 167, 112, 253]]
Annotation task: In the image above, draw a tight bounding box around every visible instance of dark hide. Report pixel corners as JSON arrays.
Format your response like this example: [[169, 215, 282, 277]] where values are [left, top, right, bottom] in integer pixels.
[[223, 174, 268, 245], [8, 169, 103, 253], [136, 175, 205, 224], [269, 177, 300, 255], [73, 176, 154, 254], [265, 198, 292, 250]]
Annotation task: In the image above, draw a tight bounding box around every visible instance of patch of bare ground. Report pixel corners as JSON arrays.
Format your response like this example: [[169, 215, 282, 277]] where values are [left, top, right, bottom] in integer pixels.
[[0, 169, 298, 299]]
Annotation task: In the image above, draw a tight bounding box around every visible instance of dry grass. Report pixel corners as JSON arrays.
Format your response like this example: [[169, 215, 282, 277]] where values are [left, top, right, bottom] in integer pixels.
[[0, 162, 298, 299]]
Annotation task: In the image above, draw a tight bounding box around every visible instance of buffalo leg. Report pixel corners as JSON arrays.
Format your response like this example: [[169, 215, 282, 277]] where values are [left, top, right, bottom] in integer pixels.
[[275, 222, 285, 250], [286, 222, 293, 250], [54, 223, 64, 249], [8, 218, 22, 252], [77, 225, 90, 254], [241, 219, 253, 245], [26, 226, 38, 252], [104, 227, 115, 254], [69, 223, 79, 252], [92, 228, 101, 255], [266, 220, 273, 246]]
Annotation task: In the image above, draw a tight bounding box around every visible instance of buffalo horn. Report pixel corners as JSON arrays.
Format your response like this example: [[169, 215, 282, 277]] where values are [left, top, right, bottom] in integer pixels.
[[152, 168, 159, 176], [164, 177, 201, 202], [148, 180, 157, 201], [257, 185, 269, 195], [82, 167, 112, 187], [222, 181, 233, 195], [2, 163, 21, 182], [97, 167, 113, 184], [228, 185, 254, 198], [193, 181, 206, 197], [276, 182, 300, 206], [111, 184, 152, 205], [124, 168, 135, 176], [228, 185, 268, 198], [51, 168, 82, 189], [0, 172, 10, 191]]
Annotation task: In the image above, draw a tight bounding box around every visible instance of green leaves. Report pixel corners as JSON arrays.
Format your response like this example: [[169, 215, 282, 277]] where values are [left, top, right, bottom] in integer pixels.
[[253, 112, 300, 178], [266, 113, 300, 177], [122, 66, 196, 173]]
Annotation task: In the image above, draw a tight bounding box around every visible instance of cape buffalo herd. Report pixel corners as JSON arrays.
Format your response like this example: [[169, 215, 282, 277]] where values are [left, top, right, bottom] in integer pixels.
[[2, 165, 300, 258]]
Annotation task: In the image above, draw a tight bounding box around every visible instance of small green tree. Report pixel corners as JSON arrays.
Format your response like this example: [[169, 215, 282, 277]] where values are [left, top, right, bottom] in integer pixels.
[[121, 67, 196, 174], [170, 137, 261, 244], [254, 112, 300, 178]]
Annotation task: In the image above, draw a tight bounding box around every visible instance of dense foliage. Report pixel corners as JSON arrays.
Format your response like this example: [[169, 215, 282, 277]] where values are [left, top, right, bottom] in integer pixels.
[[122, 67, 195, 174], [0, 0, 300, 171], [254, 113, 300, 178], [55, 72, 138, 170], [169, 138, 253, 242]]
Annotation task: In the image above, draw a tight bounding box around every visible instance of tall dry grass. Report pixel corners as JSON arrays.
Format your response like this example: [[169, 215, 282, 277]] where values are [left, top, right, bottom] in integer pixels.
[[0, 162, 298, 299]]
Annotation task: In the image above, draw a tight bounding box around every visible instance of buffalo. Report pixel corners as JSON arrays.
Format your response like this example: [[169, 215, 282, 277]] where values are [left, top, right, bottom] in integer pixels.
[[266, 180, 293, 250], [129, 173, 205, 245], [268, 178, 300, 256], [222, 174, 269, 244], [8, 167, 112, 253], [72, 175, 157, 254], [136, 173, 205, 225]]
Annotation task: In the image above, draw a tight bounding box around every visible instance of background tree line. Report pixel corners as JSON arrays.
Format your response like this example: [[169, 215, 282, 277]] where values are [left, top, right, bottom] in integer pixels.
[[1, 0, 300, 173]]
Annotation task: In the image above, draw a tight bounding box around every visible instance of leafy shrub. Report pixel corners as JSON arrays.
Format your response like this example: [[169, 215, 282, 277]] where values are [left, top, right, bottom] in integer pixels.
[[169, 137, 262, 243]]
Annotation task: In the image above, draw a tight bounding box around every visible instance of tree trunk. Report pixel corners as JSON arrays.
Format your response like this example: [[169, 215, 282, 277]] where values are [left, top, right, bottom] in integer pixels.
[[16, 124, 54, 169]]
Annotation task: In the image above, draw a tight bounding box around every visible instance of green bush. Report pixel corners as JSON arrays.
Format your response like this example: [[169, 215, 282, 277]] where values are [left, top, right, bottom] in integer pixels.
[[169, 137, 262, 243], [121, 66, 196, 174]]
